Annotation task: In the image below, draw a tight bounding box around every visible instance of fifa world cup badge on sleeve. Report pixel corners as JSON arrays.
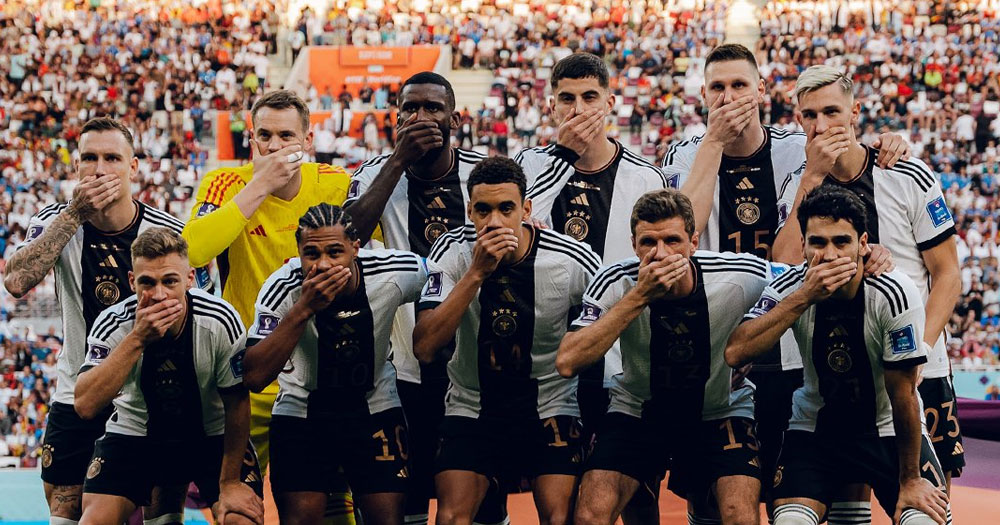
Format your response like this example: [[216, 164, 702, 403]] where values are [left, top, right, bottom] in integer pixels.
[[890, 325, 917, 355]]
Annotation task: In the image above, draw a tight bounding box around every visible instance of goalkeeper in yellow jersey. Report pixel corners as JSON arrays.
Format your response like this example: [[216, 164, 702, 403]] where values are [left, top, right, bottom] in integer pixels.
[[183, 89, 356, 523]]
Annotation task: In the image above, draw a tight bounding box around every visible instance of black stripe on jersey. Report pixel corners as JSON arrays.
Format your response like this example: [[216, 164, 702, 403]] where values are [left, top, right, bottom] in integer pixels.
[[355, 153, 391, 174], [359, 252, 420, 265], [621, 150, 667, 184], [893, 159, 935, 193], [365, 265, 420, 278], [587, 261, 640, 300], [771, 265, 806, 294], [261, 269, 304, 311], [778, 163, 805, 198], [36, 203, 69, 221], [876, 274, 910, 312], [428, 225, 476, 261], [143, 213, 185, 233], [526, 155, 574, 200], [514, 144, 556, 164], [537, 230, 602, 274], [663, 140, 689, 167], [191, 296, 243, 345], [92, 297, 139, 341], [865, 276, 904, 318], [697, 259, 769, 278], [695, 254, 770, 272], [456, 148, 486, 163], [916, 226, 958, 252]]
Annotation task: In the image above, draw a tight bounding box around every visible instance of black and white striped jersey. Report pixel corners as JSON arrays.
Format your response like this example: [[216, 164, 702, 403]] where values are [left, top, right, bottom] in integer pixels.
[[247, 249, 427, 419], [744, 267, 927, 437], [419, 225, 601, 420], [19, 201, 210, 406], [517, 140, 669, 385], [572, 251, 771, 422], [779, 145, 957, 379], [344, 148, 486, 384], [81, 289, 245, 439], [662, 126, 806, 372]]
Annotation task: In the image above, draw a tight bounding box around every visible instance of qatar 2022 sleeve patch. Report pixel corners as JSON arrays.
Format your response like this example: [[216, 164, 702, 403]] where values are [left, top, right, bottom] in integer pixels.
[[230, 349, 246, 378], [579, 302, 603, 323], [254, 313, 280, 337], [890, 325, 917, 355], [87, 343, 111, 363], [748, 295, 779, 318], [424, 272, 443, 297], [926, 196, 953, 228]]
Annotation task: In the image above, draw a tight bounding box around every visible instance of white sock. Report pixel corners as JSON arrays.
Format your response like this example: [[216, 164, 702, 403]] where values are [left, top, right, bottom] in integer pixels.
[[772, 503, 819, 525], [899, 504, 952, 525], [49, 518, 78, 525], [687, 512, 722, 525], [828, 501, 872, 525], [143, 513, 183, 525]]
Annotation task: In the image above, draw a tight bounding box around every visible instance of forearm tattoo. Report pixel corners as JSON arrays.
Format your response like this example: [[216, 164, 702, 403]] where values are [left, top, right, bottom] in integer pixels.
[[5, 209, 80, 295]]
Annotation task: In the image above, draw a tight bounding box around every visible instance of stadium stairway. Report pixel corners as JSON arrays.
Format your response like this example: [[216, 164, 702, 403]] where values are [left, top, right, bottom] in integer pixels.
[[448, 69, 496, 113]]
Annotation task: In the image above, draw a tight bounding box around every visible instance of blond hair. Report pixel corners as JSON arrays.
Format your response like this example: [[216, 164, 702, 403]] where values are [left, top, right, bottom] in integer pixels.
[[795, 65, 853, 101], [131, 227, 189, 262]]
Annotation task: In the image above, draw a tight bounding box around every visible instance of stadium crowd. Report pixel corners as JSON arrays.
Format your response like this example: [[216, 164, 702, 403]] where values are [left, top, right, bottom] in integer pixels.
[[1, 0, 999, 467]]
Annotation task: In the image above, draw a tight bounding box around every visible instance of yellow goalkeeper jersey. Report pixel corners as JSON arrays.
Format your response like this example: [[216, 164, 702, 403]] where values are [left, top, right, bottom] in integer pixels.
[[182, 162, 351, 329]]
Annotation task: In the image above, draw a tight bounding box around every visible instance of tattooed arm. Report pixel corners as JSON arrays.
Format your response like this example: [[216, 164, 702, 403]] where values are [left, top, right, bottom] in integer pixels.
[[4, 174, 119, 297], [3, 209, 83, 298]]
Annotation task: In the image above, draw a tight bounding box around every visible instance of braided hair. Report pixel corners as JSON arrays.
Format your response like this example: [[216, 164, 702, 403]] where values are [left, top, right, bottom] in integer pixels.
[[295, 203, 359, 243]]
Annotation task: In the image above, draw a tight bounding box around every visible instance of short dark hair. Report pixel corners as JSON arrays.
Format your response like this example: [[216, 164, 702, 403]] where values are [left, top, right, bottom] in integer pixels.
[[131, 227, 188, 262], [81, 117, 134, 153], [467, 157, 527, 199], [296, 203, 359, 243], [251, 90, 310, 132], [399, 72, 456, 111], [630, 189, 696, 236], [797, 185, 868, 237], [705, 43, 760, 77], [551, 52, 609, 90]]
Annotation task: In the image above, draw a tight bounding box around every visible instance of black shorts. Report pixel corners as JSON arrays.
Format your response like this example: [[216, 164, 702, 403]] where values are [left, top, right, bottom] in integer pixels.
[[772, 430, 947, 517], [398, 378, 448, 505], [577, 378, 610, 446], [269, 408, 409, 495], [746, 368, 803, 485], [83, 433, 263, 507], [435, 415, 584, 490], [40, 402, 112, 486], [918, 376, 966, 476], [586, 412, 761, 500]]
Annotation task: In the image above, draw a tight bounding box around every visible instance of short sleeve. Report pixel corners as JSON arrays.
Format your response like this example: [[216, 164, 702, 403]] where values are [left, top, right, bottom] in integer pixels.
[[878, 276, 928, 370], [216, 328, 249, 390], [743, 285, 783, 322], [82, 303, 133, 373], [418, 255, 459, 311], [571, 266, 629, 330], [344, 160, 380, 206], [246, 268, 297, 346], [397, 254, 429, 304], [907, 164, 957, 251], [16, 204, 65, 252]]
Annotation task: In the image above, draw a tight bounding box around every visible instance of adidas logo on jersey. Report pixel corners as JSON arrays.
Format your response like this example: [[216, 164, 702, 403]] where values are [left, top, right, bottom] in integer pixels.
[[427, 196, 447, 209], [953, 442, 964, 455], [829, 325, 848, 337], [98, 254, 119, 268], [158, 360, 177, 372], [396, 466, 409, 478], [737, 177, 755, 190], [249, 225, 267, 236], [570, 193, 590, 206]]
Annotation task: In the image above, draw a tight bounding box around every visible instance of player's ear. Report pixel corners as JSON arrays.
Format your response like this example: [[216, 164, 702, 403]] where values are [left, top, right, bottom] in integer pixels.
[[522, 198, 532, 220], [466, 201, 473, 222], [186, 267, 196, 290], [858, 231, 869, 253], [128, 271, 136, 293], [794, 111, 804, 131], [606, 91, 615, 114], [851, 99, 861, 128], [690, 230, 699, 252], [129, 155, 139, 184], [303, 128, 314, 150], [450, 109, 460, 129]]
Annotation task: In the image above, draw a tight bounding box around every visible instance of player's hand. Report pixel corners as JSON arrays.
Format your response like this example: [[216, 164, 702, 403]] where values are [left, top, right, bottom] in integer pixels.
[[250, 141, 304, 195], [731, 363, 752, 391], [704, 94, 758, 145], [634, 251, 688, 303], [68, 173, 121, 222], [470, 226, 518, 278], [800, 252, 857, 303], [894, 478, 949, 525], [526, 217, 550, 230], [298, 264, 352, 314], [873, 132, 910, 169], [557, 107, 605, 156], [216, 480, 264, 525], [390, 113, 446, 166], [805, 127, 851, 176], [862, 243, 895, 277], [131, 292, 184, 345]]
